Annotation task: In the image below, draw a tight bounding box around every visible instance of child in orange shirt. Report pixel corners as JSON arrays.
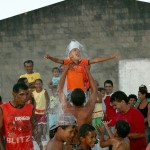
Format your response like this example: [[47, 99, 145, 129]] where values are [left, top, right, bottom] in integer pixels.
[[44, 40, 119, 93]]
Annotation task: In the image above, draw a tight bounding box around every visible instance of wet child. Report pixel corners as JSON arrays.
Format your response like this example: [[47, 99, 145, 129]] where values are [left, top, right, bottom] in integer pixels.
[[97, 120, 130, 150], [128, 94, 137, 108], [44, 39, 119, 93], [32, 79, 49, 141], [77, 124, 97, 150], [46, 113, 77, 150]]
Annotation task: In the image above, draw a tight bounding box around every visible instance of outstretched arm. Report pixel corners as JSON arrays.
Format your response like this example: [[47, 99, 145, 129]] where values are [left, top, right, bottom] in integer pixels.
[[89, 51, 119, 64], [102, 120, 114, 138], [44, 54, 64, 64]]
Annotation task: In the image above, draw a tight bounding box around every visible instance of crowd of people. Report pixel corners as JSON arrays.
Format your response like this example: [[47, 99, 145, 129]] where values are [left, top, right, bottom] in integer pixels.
[[0, 40, 150, 150]]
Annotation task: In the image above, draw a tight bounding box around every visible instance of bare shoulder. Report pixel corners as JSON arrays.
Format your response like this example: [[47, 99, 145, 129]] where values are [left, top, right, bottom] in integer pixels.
[[114, 138, 130, 150]]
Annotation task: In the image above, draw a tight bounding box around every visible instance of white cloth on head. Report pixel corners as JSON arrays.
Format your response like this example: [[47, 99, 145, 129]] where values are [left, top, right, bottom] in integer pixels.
[[68, 40, 80, 54]]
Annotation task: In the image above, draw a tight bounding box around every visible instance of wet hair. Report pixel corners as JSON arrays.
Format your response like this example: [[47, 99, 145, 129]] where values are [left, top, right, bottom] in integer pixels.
[[78, 124, 95, 138], [35, 78, 43, 83], [13, 83, 28, 93], [98, 87, 105, 92], [104, 80, 113, 87], [116, 120, 130, 138], [71, 88, 86, 106], [24, 60, 34, 66], [52, 67, 60, 73], [128, 94, 137, 101], [17, 78, 27, 84], [110, 91, 129, 104]]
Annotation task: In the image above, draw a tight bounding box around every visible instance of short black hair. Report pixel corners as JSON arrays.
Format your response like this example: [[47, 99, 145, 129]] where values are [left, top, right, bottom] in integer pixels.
[[110, 91, 128, 104], [13, 83, 28, 93], [78, 124, 95, 138], [52, 67, 60, 73], [24, 60, 34, 66], [35, 78, 43, 83], [71, 88, 86, 106], [116, 120, 130, 138], [17, 78, 27, 84], [128, 94, 137, 101], [104, 80, 113, 87]]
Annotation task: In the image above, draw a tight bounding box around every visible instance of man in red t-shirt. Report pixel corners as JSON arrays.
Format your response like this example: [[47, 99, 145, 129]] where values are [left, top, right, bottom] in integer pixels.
[[103, 80, 116, 130], [0, 83, 43, 150], [110, 91, 146, 150]]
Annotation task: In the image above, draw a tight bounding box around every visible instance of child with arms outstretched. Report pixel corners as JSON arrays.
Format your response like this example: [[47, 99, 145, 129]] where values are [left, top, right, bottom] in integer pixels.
[[44, 40, 119, 92]]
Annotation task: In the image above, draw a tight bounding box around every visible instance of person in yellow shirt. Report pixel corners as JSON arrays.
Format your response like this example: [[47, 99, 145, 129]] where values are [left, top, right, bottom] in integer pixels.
[[20, 60, 41, 90]]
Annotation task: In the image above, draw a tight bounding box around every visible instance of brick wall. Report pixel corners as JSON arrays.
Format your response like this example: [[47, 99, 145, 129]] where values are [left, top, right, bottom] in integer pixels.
[[0, 0, 150, 101]]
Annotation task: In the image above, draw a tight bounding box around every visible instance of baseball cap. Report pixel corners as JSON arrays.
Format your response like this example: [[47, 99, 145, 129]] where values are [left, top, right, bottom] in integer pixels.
[[50, 113, 77, 130]]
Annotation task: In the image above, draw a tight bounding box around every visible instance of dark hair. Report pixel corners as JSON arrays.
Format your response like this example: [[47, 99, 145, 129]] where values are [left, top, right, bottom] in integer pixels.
[[52, 67, 60, 73], [98, 87, 105, 92], [13, 83, 28, 93], [24, 60, 34, 66], [0, 96, 2, 103], [71, 88, 86, 106], [104, 80, 113, 87], [35, 78, 43, 83], [116, 120, 130, 138], [49, 125, 58, 139], [78, 124, 95, 138], [17, 78, 27, 84], [110, 91, 128, 104], [128, 94, 137, 101]]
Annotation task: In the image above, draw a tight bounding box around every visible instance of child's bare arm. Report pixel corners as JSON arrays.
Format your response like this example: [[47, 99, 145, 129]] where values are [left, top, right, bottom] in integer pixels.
[[44, 54, 64, 64], [102, 120, 114, 138], [89, 51, 119, 64], [96, 124, 113, 148]]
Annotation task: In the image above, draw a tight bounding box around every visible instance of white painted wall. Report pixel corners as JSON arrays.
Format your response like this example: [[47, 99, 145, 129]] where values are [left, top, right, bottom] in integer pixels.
[[119, 59, 150, 96]]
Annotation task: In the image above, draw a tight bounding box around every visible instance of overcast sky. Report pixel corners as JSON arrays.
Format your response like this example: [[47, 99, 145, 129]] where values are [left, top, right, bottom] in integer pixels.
[[0, 0, 64, 20]]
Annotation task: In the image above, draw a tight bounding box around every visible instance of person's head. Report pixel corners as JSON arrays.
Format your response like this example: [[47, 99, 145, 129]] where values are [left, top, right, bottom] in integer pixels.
[[128, 94, 137, 107], [24, 60, 34, 74], [17, 77, 29, 87], [0, 96, 2, 105], [98, 87, 105, 98], [50, 113, 77, 142], [104, 80, 113, 95], [138, 84, 148, 101], [78, 124, 97, 148], [110, 91, 129, 113], [71, 88, 86, 106], [52, 67, 60, 77], [114, 120, 130, 138], [67, 40, 82, 62], [34, 79, 43, 90], [13, 83, 29, 107]]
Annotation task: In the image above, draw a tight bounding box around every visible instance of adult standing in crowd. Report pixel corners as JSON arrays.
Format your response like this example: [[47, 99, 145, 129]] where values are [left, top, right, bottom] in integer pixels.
[[103, 80, 116, 132], [0, 83, 43, 150], [110, 91, 146, 150], [135, 85, 150, 144], [20, 60, 41, 90]]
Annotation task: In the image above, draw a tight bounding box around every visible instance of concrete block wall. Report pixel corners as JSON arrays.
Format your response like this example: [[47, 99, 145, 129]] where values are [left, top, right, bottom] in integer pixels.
[[0, 0, 150, 101]]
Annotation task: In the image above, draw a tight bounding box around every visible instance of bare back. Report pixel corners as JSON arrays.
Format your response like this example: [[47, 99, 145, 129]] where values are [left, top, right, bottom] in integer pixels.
[[46, 138, 63, 150], [112, 138, 130, 150]]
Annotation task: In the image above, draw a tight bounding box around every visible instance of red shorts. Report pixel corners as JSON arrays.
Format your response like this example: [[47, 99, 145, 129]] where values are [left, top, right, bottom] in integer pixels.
[[36, 114, 47, 124]]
